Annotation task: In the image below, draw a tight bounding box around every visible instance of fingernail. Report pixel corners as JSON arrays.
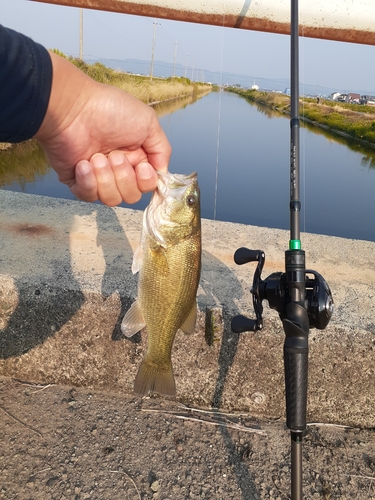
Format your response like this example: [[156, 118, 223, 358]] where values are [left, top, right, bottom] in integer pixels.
[[77, 160, 91, 175], [137, 162, 153, 179], [109, 150, 126, 166], [91, 154, 107, 168]]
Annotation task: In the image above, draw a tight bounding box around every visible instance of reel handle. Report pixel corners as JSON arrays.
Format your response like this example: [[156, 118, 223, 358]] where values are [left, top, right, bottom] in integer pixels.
[[234, 248, 264, 265], [231, 247, 265, 333], [231, 315, 258, 333]]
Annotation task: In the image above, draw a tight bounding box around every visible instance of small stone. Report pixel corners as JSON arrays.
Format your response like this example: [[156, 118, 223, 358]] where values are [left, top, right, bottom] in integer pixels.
[[151, 480, 160, 492], [205, 306, 223, 345]]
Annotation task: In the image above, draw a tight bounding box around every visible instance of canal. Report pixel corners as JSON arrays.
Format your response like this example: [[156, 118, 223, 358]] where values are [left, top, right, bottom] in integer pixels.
[[1, 90, 374, 242]]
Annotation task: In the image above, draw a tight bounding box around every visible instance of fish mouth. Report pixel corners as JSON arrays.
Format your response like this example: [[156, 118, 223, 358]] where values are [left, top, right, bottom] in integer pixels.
[[144, 172, 198, 247], [156, 171, 197, 192]]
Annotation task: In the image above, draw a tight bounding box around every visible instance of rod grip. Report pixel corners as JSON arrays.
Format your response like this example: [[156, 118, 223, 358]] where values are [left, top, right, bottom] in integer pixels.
[[284, 349, 308, 431]]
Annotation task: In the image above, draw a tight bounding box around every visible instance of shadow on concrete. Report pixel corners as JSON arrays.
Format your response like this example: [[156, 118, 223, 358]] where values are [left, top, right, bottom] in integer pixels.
[[96, 207, 141, 344], [199, 249, 260, 500], [0, 283, 85, 359], [0, 203, 100, 359], [0, 204, 140, 359]]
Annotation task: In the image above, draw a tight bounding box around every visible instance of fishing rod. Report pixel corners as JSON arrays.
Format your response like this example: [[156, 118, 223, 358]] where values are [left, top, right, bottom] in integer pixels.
[[231, 1, 334, 498]]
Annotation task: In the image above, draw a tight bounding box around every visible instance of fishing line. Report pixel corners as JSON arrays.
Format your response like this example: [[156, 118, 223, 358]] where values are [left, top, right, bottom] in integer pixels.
[[213, 15, 226, 223], [300, 24, 306, 234], [207, 15, 225, 309]]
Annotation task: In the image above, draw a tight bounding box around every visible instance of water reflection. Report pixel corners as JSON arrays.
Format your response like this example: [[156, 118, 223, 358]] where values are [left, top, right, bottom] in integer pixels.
[[242, 97, 375, 170], [0, 91, 374, 241], [300, 118, 375, 170], [253, 102, 286, 120], [152, 91, 210, 118], [0, 141, 48, 188]]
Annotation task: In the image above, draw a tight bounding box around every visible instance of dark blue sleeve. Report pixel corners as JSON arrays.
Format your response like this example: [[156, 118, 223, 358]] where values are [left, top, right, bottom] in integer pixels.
[[0, 25, 53, 143]]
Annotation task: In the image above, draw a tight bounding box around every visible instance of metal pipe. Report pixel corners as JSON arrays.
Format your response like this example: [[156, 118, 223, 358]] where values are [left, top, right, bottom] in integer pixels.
[[150, 20, 160, 78], [32, 0, 375, 46]]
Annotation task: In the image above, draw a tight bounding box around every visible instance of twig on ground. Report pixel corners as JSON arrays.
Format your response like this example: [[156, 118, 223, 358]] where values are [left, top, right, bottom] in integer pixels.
[[140, 408, 266, 435], [347, 474, 375, 481], [109, 470, 141, 500], [177, 403, 252, 418], [29, 467, 52, 478], [171, 414, 267, 435], [12, 378, 56, 393], [307, 422, 354, 429], [0, 404, 43, 437]]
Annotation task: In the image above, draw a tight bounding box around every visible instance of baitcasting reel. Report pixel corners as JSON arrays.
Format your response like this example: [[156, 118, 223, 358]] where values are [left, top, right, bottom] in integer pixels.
[[231, 247, 334, 334]]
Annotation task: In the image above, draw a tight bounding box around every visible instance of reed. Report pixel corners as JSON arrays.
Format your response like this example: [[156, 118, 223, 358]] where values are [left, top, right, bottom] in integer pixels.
[[228, 88, 375, 146], [68, 56, 212, 104]]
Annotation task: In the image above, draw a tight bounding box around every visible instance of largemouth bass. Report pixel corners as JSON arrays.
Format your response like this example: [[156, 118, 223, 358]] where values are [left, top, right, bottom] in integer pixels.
[[121, 171, 201, 397]]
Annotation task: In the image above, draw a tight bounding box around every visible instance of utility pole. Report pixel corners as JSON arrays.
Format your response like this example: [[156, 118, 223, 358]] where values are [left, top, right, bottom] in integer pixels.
[[79, 8, 83, 59], [172, 41, 179, 77], [191, 60, 195, 82], [184, 54, 189, 78], [150, 21, 161, 79]]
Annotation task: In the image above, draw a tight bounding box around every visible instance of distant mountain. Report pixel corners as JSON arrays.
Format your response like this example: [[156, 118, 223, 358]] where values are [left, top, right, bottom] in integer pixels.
[[86, 57, 375, 97]]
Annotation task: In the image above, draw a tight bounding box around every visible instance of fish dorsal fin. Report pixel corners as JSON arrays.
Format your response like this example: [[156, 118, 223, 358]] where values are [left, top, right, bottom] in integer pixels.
[[180, 301, 198, 335], [131, 245, 142, 274], [121, 300, 146, 337]]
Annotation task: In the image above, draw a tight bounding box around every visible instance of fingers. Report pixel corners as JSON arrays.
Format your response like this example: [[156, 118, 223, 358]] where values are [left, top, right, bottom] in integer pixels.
[[108, 150, 142, 204], [142, 116, 172, 173], [134, 161, 159, 193], [70, 160, 99, 202], [70, 151, 160, 206]]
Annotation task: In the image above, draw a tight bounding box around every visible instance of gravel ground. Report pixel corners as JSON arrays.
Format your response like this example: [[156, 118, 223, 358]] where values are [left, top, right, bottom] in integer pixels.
[[1, 377, 375, 500]]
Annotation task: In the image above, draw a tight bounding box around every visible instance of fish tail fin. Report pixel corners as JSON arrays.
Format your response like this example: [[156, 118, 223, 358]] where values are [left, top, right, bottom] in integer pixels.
[[134, 358, 176, 397]]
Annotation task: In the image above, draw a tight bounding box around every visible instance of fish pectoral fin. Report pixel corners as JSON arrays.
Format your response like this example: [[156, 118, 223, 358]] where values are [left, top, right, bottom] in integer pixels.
[[131, 245, 142, 274], [180, 301, 198, 335], [121, 300, 146, 337]]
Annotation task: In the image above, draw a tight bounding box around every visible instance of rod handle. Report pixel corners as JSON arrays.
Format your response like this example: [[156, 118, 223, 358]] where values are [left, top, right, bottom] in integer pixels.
[[284, 348, 308, 431]]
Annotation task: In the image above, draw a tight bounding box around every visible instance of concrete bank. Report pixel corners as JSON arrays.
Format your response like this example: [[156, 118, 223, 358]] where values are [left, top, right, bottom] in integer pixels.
[[0, 191, 374, 428]]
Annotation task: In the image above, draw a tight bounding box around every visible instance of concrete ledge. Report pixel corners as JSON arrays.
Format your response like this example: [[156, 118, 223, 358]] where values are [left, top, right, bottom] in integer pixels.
[[0, 191, 374, 427]]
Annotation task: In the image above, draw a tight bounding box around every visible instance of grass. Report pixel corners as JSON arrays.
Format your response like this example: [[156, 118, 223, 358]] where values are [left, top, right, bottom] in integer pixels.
[[68, 56, 212, 105], [228, 88, 375, 146]]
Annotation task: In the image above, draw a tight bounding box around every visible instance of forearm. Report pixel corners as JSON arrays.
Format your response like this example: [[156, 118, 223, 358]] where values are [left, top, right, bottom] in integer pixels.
[[34, 52, 97, 144]]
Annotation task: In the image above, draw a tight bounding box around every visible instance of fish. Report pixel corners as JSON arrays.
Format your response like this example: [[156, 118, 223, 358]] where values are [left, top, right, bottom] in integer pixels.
[[121, 171, 201, 397]]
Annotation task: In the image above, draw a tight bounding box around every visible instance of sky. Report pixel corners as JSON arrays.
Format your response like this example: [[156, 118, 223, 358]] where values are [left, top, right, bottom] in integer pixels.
[[1, 0, 375, 94]]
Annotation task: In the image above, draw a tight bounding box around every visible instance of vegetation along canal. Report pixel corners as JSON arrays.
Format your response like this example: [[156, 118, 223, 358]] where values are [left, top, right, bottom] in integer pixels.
[[0, 90, 374, 242]]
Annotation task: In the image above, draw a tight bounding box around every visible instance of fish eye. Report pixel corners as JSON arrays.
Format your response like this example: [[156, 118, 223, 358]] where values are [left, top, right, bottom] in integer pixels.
[[186, 195, 197, 207]]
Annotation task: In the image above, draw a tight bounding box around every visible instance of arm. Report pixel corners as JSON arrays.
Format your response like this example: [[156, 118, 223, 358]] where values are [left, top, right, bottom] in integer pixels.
[[0, 25, 171, 206]]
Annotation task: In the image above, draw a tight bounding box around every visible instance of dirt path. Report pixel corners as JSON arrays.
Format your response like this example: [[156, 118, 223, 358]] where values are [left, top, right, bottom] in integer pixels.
[[1, 377, 375, 500]]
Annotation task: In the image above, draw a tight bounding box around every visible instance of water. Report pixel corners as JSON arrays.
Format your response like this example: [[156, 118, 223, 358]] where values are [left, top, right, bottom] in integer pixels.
[[1, 91, 374, 242]]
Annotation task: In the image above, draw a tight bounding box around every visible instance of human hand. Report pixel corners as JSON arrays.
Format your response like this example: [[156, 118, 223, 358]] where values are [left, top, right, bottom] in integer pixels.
[[34, 52, 171, 206]]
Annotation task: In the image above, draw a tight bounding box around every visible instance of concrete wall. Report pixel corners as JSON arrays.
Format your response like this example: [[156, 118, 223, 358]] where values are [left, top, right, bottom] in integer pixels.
[[0, 190, 374, 427]]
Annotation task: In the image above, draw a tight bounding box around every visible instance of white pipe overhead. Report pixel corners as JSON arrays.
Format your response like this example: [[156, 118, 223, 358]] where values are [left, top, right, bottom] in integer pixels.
[[32, 0, 375, 45]]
